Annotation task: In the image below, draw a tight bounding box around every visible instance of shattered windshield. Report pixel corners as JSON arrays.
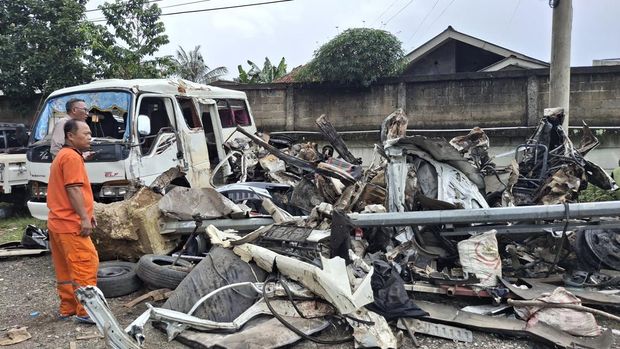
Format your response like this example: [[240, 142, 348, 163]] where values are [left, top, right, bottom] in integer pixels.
[[32, 91, 132, 142]]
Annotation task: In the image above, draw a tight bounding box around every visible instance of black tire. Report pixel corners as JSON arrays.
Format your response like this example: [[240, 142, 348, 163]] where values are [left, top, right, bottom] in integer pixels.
[[97, 261, 142, 298], [136, 254, 193, 290]]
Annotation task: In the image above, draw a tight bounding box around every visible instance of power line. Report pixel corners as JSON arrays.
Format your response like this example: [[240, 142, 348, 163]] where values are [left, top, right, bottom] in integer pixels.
[[89, 0, 293, 22], [405, 0, 440, 45], [503, 0, 522, 37], [383, 0, 415, 26], [423, 0, 456, 36], [85, 0, 163, 13], [370, 0, 402, 27], [160, 0, 213, 9]]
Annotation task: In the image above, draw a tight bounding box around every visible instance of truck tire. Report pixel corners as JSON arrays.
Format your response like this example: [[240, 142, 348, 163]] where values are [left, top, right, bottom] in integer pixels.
[[97, 261, 142, 298], [136, 254, 193, 290]]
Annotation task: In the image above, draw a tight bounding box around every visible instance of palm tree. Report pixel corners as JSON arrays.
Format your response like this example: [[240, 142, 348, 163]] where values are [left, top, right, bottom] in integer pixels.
[[173, 45, 228, 84]]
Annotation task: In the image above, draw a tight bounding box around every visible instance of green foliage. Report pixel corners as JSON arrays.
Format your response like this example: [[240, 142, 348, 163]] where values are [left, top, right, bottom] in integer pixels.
[[0, 0, 92, 100], [173, 45, 228, 84], [89, 0, 172, 79], [0, 215, 45, 244], [298, 28, 404, 86], [578, 184, 616, 203], [236, 57, 287, 83]]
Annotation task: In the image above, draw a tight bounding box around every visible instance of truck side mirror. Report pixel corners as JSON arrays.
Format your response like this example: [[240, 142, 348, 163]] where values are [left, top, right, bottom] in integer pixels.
[[137, 114, 151, 136]]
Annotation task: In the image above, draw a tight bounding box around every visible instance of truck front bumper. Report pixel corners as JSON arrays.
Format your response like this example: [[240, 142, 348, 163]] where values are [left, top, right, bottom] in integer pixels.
[[27, 201, 48, 220]]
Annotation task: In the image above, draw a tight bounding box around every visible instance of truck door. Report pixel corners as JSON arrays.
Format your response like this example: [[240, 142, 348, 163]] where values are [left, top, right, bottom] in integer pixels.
[[133, 94, 182, 185], [177, 97, 211, 188], [198, 99, 232, 177]]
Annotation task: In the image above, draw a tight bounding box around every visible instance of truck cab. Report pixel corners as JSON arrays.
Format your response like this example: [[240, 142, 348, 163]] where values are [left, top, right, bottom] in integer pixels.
[[27, 78, 257, 220], [0, 123, 30, 206]]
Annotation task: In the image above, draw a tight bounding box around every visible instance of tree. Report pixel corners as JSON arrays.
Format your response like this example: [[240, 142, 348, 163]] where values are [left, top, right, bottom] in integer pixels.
[[89, 0, 172, 79], [298, 28, 404, 86], [0, 0, 92, 100], [237, 57, 287, 83], [173, 45, 228, 84]]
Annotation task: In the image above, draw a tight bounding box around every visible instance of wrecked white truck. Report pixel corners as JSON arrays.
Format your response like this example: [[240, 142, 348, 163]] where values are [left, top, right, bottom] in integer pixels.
[[26, 78, 257, 220]]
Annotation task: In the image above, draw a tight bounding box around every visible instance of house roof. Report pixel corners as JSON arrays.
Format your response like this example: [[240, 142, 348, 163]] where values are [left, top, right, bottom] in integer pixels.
[[273, 65, 304, 83], [478, 55, 549, 72], [404, 26, 548, 67]]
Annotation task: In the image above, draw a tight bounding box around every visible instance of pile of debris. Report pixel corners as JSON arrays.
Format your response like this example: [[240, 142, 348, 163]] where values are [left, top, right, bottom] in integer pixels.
[[78, 108, 619, 349]]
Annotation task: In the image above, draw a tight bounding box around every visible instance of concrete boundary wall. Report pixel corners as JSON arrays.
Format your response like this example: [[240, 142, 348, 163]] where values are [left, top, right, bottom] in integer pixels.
[[2, 66, 619, 131], [218, 65, 620, 132]]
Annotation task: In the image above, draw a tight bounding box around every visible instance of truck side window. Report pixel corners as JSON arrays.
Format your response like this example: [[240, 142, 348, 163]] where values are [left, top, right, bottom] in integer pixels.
[[177, 98, 201, 129], [138, 97, 173, 155], [216, 99, 252, 128]]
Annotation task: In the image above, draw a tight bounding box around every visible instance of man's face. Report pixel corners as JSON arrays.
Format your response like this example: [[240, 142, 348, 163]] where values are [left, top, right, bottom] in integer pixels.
[[67, 122, 92, 151], [71, 101, 89, 121]]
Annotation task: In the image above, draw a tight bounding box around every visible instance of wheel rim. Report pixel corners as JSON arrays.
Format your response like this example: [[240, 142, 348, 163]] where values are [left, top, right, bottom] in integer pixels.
[[98, 266, 131, 278]]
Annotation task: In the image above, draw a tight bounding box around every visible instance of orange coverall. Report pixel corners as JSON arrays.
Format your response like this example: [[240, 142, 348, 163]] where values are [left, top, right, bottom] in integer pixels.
[[47, 147, 98, 317]]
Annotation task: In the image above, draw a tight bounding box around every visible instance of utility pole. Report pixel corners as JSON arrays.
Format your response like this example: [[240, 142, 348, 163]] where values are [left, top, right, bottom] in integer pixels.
[[549, 0, 573, 130]]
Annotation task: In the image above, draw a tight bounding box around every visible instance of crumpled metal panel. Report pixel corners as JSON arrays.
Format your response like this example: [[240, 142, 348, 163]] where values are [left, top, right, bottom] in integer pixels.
[[233, 243, 374, 315], [390, 136, 486, 191], [415, 300, 613, 349], [176, 317, 330, 349], [534, 164, 583, 205], [158, 186, 244, 220]]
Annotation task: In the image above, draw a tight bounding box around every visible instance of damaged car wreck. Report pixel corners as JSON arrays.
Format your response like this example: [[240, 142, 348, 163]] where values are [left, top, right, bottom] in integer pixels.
[[76, 107, 619, 349]]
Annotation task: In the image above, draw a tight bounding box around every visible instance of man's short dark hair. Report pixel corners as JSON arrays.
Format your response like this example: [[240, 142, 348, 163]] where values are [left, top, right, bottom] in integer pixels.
[[65, 98, 85, 113], [64, 119, 82, 138]]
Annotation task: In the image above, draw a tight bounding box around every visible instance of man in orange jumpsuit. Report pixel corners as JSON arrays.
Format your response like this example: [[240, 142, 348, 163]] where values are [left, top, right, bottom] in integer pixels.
[[47, 119, 98, 324]]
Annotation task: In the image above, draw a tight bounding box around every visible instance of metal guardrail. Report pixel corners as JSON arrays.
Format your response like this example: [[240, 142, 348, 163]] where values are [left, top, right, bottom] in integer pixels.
[[160, 201, 620, 236]]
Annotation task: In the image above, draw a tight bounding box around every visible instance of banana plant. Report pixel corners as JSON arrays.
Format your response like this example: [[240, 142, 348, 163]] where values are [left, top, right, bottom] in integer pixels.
[[236, 57, 287, 83]]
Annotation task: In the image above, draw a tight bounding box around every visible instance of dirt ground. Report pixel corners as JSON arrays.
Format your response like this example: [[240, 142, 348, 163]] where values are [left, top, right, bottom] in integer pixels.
[[0, 254, 617, 349]]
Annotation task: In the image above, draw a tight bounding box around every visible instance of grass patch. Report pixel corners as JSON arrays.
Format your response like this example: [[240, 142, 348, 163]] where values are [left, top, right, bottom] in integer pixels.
[[578, 185, 617, 203], [0, 214, 46, 244]]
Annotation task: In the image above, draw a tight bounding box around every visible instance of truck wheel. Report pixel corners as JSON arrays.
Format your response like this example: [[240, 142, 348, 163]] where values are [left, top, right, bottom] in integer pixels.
[[136, 254, 193, 290], [97, 261, 142, 298]]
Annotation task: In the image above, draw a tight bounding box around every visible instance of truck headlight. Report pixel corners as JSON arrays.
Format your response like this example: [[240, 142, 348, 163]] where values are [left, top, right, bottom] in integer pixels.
[[100, 185, 128, 198], [31, 182, 47, 198]]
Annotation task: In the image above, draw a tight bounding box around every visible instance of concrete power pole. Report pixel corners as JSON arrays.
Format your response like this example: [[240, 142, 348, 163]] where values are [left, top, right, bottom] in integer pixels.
[[549, 0, 573, 130]]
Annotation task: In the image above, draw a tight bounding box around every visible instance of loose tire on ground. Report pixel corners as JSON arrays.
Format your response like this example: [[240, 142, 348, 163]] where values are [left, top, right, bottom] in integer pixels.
[[97, 261, 142, 298], [136, 254, 193, 290]]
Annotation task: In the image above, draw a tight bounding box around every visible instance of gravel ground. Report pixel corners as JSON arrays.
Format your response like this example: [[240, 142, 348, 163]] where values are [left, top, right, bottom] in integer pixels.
[[0, 254, 617, 348]]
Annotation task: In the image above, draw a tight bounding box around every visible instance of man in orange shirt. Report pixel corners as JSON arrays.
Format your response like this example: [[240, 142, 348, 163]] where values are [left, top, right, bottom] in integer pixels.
[[47, 119, 98, 324]]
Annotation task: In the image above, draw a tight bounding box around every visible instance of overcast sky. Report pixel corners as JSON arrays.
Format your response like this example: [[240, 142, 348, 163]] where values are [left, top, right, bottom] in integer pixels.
[[86, 0, 620, 79]]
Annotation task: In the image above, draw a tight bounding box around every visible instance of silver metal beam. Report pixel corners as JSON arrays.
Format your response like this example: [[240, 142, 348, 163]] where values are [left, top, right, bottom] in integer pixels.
[[160, 201, 620, 235], [160, 217, 276, 234], [349, 201, 620, 227]]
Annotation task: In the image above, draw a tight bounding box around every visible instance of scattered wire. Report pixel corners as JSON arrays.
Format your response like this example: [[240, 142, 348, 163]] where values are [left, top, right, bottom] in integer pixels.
[[263, 275, 354, 345], [208, 254, 257, 299]]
